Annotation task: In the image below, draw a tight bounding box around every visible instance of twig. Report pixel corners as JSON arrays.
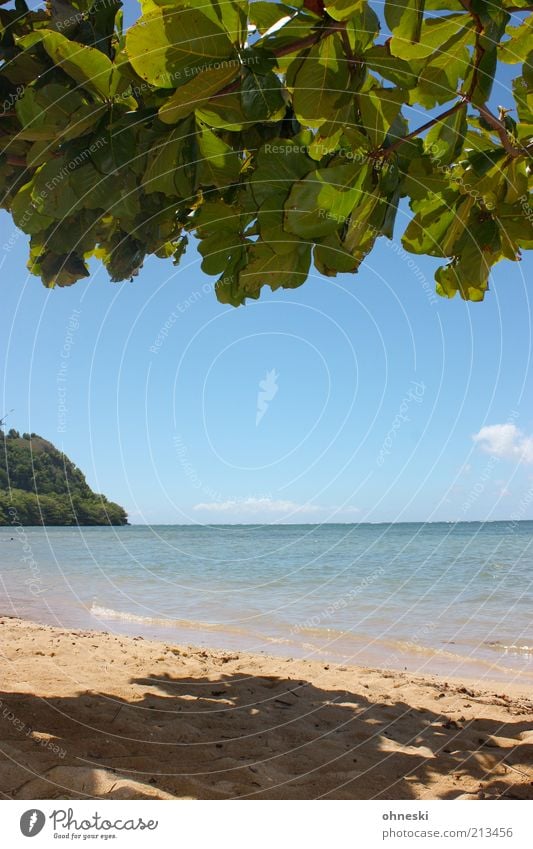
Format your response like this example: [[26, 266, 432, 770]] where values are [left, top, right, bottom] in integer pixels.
[[6, 155, 28, 167], [267, 18, 346, 59], [380, 99, 466, 157], [273, 27, 326, 59], [110, 703, 124, 723]]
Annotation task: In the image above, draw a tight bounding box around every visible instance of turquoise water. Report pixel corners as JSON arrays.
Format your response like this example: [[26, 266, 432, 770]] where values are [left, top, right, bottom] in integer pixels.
[[0, 522, 532, 683]]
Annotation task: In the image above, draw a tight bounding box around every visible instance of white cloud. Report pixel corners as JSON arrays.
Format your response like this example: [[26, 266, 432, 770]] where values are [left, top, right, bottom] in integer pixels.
[[193, 497, 322, 515], [473, 424, 533, 464], [193, 498, 360, 518]]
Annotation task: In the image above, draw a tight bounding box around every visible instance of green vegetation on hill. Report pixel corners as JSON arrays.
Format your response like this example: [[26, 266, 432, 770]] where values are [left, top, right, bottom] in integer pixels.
[[0, 429, 128, 526]]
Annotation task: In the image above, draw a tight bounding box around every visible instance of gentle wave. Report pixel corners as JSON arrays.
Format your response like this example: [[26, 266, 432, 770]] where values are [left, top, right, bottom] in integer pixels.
[[485, 641, 533, 656], [89, 603, 251, 636], [89, 604, 529, 671]]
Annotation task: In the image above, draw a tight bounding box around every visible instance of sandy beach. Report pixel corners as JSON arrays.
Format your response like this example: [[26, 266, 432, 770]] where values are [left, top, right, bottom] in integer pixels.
[[0, 615, 531, 800]]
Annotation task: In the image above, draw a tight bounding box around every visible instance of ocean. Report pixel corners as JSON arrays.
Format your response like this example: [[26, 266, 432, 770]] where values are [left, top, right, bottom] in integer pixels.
[[1, 521, 532, 684]]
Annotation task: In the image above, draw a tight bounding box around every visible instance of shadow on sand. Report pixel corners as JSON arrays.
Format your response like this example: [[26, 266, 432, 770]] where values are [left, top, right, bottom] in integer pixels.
[[1, 668, 532, 799]]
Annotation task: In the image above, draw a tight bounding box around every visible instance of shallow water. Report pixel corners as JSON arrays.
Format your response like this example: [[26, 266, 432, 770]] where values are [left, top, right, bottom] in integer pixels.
[[0, 521, 532, 684]]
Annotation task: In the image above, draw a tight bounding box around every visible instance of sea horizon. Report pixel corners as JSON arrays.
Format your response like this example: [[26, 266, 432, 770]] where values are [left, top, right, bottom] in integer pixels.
[[103, 518, 533, 527]]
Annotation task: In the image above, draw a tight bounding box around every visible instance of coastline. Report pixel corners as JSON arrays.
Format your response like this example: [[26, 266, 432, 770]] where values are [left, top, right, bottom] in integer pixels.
[[1, 616, 532, 800], [2, 522, 532, 688]]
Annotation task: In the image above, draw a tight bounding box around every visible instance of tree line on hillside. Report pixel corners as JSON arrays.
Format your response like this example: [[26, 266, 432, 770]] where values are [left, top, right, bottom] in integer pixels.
[[0, 429, 128, 526]]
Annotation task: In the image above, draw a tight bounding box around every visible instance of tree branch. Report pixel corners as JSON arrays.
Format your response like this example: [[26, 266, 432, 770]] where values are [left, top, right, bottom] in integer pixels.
[[273, 23, 338, 58], [474, 102, 532, 157], [6, 155, 28, 167], [217, 21, 344, 98], [303, 0, 325, 15], [380, 99, 467, 157], [457, 0, 486, 102]]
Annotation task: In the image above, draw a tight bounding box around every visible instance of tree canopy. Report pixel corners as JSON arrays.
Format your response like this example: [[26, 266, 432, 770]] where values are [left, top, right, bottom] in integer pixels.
[[0, 0, 531, 304], [0, 430, 128, 525]]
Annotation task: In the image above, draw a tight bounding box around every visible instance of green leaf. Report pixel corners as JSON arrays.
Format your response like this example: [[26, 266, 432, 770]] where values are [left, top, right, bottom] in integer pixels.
[[425, 103, 467, 165], [250, 139, 314, 207], [314, 232, 359, 274], [31, 157, 82, 219], [402, 195, 458, 257], [26, 140, 55, 169], [378, 159, 400, 194], [413, 27, 472, 107], [11, 182, 55, 234], [365, 46, 418, 89], [499, 15, 533, 64], [435, 257, 490, 301], [142, 125, 197, 198], [196, 92, 247, 130], [198, 232, 245, 275], [258, 196, 302, 255], [469, 5, 509, 106], [502, 157, 528, 204], [346, 5, 380, 52], [147, 0, 249, 45], [100, 233, 146, 282], [15, 83, 106, 141], [20, 29, 116, 100], [324, 0, 364, 22], [193, 199, 245, 236], [385, 0, 424, 48], [341, 187, 381, 262], [523, 50, 533, 89], [390, 13, 472, 61], [0, 50, 47, 87], [158, 63, 239, 123], [496, 200, 533, 253], [402, 153, 450, 200], [285, 162, 371, 238], [31, 250, 90, 289], [249, 1, 295, 34], [241, 68, 285, 121], [126, 6, 235, 88], [90, 120, 137, 176], [513, 73, 533, 123], [440, 195, 475, 256], [358, 86, 404, 148], [240, 241, 312, 297], [197, 124, 242, 187], [435, 213, 502, 300], [286, 35, 350, 128], [308, 126, 344, 160], [424, 0, 463, 8]]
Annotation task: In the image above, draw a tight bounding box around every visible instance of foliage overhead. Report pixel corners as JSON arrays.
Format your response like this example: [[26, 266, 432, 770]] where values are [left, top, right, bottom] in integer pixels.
[[0, 429, 128, 525], [0, 0, 532, 304]]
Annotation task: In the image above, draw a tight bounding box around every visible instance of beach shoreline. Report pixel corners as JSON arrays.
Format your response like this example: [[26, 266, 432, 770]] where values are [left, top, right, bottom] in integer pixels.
[[1, 615, 532, 800]]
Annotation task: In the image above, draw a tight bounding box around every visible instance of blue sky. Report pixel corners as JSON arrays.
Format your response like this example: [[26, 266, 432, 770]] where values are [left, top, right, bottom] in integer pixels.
[[0, 2, 532, 524], [1, 204, 532, 524]]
